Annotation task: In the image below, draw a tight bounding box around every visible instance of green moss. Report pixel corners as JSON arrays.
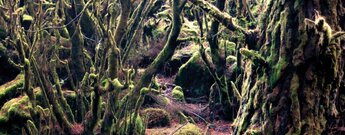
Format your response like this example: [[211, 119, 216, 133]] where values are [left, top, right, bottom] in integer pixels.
[[240, 48, 265, 63], [150, 19, 168, 38], [251, 4, 261, 17], [289, 73, 301, 134], [111, 78, 124, 90], [0, 44, 6, 54], [154, 95, 171, 106], [172, 86, 185, 102], [63, 90, 77, 109], [173, 123, 202, 135], [172, 45, 199, 61], [181, 19, 200, 36], [177, 111, 188, 124], [119, 113, 145, 135], [174, 52, 213, 98], [162, 97, 171, 105], [244, 127, 262, 135], [140, 87, 150, 95], [142, 108, 171, 128], [34, 88, 76, 109], [269, 56, 287, 86], [151, 77, 161, 90], [226, 55, 237, 63], [266, 22, 281, 64], [0, 96, 33, 134], [22, 14, 33, 22], [26, 120, 38, 135], [219, 40, 236, 53], [0, 74, 24, 106]]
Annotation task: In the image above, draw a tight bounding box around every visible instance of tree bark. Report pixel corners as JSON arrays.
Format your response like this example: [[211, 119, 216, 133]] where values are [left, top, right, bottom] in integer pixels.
[[102, 0, 132, 134], [128, 0, 186, 109], [206, 0, 234, 120], [232, 0, 345, 134], [189, 0, 248, 35]]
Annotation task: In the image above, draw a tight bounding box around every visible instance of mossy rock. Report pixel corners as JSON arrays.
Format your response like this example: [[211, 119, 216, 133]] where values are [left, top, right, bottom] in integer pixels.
[[172, 86, 185, 102], [0, 88, 76, 134], [166, 45, 198, 75], [142, 108, 171, 128], [173, 123, 202, 135], [0, 74, 24, 107], [174, 51, 213, 99], [0, 96, 32, 134]]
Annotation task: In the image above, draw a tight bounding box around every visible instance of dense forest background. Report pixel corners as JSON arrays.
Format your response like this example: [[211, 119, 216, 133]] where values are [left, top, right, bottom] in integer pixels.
[[0, 0, 344, 134]]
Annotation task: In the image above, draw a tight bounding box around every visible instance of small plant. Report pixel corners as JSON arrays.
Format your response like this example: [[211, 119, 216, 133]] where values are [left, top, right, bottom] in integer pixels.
[[172, 86, 185, 102]]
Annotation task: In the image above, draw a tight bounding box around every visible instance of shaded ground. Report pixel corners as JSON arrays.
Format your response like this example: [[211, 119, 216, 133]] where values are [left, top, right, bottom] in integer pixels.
[[143, 74, 232, 135], [146, 121, 232, 135]]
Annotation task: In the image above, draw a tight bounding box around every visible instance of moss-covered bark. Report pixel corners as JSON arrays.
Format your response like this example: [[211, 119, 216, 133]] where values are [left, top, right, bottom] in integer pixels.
[[0, 74, 23, 107], [101, 1, 132, 134], [231, 0, 345, 134], [129, 0, 186, 108], [121, 0, 153, 63], [205, 0, 235, 120], [66, 17, 86, 82], [189, 0, 248, 34], [107, 0, 132, 79]]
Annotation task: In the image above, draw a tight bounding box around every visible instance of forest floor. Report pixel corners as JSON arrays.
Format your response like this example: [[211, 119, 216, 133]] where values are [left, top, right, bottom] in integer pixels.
[[144, 75, 232, 135], [145, 120, 232, 135]]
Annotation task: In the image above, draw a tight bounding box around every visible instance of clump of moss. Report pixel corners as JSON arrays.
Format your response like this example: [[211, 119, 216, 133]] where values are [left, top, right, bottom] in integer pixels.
[[240, 48, 265, 63], [243, 127, 262, 135], [161, 96, 171, 105], [142, 108, 171, 128], [173, 123, 202, 135], [0, 96, 33, 134], [172, 86, 185, 102], [0, 74, 24, 107], [0, 96, 32, 122], [219, 39, 236, 53]]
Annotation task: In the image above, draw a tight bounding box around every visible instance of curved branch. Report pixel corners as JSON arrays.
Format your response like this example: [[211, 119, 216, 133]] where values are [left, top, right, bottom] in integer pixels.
[[189, 0, 249, 35]]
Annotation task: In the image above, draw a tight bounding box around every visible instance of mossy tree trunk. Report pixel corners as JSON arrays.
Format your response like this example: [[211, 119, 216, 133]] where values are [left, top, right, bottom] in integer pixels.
[[129, 0, 186, 109], [236, 0, 246, 18], [231, 0, 345, 134], [236, 0, 254, 21], [102, 0, 132, 133], [206, 0, 235, 120]]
